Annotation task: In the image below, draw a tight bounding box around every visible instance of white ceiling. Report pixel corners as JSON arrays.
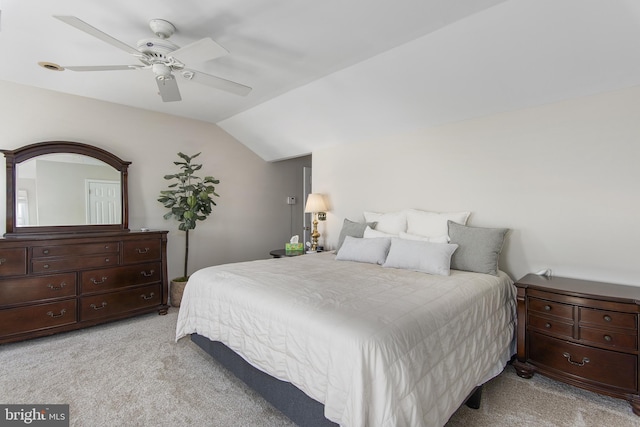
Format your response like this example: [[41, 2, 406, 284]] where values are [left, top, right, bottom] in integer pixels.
[[2, 0, 640, 161]]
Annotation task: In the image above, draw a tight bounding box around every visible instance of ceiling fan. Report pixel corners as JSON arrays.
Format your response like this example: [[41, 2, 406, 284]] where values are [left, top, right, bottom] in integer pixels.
[[52, 16, 252, 102]]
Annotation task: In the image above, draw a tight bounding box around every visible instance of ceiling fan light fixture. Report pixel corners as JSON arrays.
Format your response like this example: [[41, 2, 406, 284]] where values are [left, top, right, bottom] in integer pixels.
[[38, 61, 65, 71], [152, 63, 172, 78]]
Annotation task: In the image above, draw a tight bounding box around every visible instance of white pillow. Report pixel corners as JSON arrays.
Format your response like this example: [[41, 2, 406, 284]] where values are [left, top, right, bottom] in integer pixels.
[[335, 236, 391, 265], [399, 231, 449, 243], [406, 209, 470, 238], [363, 226, 397, 238], [363, 211, 407, 235], [382, 238, 458, 276]]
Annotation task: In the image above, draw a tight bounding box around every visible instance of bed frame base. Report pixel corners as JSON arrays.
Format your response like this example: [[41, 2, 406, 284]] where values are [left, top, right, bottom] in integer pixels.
[[191, 333, 483, 426], [191, 334, 338, 427]]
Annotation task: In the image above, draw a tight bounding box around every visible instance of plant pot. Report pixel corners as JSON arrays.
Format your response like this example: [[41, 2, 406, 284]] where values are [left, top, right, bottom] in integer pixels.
[[170, 278, 188, 307]]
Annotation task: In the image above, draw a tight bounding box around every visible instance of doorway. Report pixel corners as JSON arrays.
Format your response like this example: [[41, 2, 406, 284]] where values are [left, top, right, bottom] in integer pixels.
[[86, 180, 121, 224]]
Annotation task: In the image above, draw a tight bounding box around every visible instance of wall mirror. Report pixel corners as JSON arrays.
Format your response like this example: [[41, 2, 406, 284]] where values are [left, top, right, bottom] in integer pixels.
[[2, 141, 130, 236]]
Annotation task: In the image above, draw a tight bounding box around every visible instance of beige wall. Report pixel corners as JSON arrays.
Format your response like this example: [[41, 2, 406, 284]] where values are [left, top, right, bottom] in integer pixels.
[[313, 85, 640, 286], [0, 80, 310, 280]]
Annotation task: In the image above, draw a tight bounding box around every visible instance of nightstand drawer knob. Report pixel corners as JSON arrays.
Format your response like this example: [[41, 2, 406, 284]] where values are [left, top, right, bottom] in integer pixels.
[[544, 305, 551, 311], [545, 323, 552, 328], [562, 352, 590, 367], [603, 315, 612, 322], [604, 335, 612, 342]]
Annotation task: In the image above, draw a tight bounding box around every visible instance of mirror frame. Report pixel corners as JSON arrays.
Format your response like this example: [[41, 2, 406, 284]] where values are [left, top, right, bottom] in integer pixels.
[[2, 141, 130, 237]]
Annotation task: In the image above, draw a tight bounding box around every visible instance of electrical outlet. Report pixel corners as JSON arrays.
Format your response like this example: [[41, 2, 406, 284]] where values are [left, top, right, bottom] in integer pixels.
[[287, 196, 296, 205]]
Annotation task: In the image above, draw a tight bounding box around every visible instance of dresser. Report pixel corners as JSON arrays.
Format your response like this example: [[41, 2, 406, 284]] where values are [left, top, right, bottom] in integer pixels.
[[513, 274, 640, 415], [0, 230, 168, 344]]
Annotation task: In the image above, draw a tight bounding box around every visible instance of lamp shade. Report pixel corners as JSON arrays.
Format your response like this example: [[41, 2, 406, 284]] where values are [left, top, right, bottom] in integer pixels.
[[304, 193, 327, 213]]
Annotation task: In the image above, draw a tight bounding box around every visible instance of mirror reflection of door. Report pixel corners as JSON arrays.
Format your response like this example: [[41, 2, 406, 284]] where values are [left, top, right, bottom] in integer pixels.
[[86, 180, 121, 224]]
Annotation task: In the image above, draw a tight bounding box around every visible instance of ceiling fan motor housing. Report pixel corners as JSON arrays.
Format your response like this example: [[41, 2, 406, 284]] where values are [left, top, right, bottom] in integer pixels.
[[137, 38, 180, 56]]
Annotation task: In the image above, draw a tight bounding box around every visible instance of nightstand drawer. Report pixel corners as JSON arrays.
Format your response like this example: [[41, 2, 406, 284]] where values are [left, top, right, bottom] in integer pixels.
[[529, 332, 637, 393], [528, 313, 573, 339], [528, 297, 573, 320], [579, 307, 637, 331], [579, 327, 637, 351]]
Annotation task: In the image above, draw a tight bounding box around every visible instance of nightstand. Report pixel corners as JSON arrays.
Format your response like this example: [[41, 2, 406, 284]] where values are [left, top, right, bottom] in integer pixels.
[[513, 274, 640, 415], [269, 249, 304, 258]]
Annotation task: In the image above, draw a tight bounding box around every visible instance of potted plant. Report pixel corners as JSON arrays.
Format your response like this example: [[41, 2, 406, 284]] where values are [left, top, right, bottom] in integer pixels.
[[158, 152, 220, 306]]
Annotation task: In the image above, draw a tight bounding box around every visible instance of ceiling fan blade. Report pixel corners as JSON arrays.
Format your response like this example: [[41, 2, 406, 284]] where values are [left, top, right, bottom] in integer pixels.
[[182, 68, 252, 96], [64, 65, 140, 72], [156, 77, 181, 102], [54, 15, 139, 55], [170, 38, 229, 65]]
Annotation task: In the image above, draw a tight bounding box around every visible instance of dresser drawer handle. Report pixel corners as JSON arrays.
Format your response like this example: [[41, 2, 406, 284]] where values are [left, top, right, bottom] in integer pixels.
[[0, 258, 6, 265], [90, 302, 107, 310], [42, 249, 50, 255], [545, 323, 552, 328], [140, 270, 155, 277], [136, 247, 150, 254], [46, 309, 66, 318], [544, 305, 551, 311], [604, 335, 612, 342], [90, 276, 108, 285], [603, 315, 612, 322], [47, 282, 67, 291], [562, 352, 590, 367], [42, 264, 50, 269], [141, 292, 155, 300], [104, 258, 111, 263]]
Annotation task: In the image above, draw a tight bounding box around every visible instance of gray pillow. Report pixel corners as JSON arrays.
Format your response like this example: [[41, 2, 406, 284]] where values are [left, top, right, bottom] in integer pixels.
[[448, 221, 508, 275], [336, 236, 391, 265], [336, 219, 377, 251], [383, 238, 458, 276]]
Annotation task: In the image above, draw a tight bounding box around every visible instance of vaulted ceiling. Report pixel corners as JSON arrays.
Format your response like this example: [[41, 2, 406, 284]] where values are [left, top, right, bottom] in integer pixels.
[[2, 0, 640, 160]]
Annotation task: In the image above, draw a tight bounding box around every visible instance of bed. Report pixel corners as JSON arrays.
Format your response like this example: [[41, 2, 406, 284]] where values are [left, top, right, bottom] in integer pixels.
[[176, 243, 516, 426]]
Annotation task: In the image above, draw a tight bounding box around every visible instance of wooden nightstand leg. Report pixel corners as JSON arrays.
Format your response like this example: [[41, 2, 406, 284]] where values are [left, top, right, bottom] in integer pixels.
[[513, 360, 535, 379]]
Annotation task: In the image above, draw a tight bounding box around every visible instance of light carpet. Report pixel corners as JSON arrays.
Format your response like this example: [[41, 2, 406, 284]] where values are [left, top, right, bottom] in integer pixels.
[[1, 310, 638, 426]]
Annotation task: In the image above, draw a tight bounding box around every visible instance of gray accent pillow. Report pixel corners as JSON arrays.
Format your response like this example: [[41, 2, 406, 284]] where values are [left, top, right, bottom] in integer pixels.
[[448, 221, 508, 276], [336, 236, 391, 265], [336, 219, 377, 251], [383, 238, 458, 276]]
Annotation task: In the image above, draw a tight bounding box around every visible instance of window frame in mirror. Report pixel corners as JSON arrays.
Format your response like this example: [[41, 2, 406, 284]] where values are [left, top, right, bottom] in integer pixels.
[[2, 141, 130, 237]]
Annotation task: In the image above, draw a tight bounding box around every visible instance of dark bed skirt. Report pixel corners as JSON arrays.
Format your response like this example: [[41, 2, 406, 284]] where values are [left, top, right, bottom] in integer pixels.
[[191, 333, 484, 426], [191, 333, 339, 427]]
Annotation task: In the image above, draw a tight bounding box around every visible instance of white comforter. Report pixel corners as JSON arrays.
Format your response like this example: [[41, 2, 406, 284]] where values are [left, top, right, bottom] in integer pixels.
[[176, 252, 516, 427]]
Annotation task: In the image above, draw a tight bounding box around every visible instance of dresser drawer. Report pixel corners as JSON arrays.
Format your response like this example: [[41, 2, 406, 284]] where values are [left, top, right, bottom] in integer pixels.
[[528, 313, 573, 339], [0, 299, 77, 337], [80, 283, 161, 321], [0, 248, 27, 277], [32, 242, 120, 258], [32, 254, 119, 274], [0, 273, 77, 306], [579, 327, 637, 352], [579, 307, 637, 331], [80, 262, 161, 294], [122, 239, 162, 263], [529, 331, 637, 393], [528, 297, 574, 320]]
